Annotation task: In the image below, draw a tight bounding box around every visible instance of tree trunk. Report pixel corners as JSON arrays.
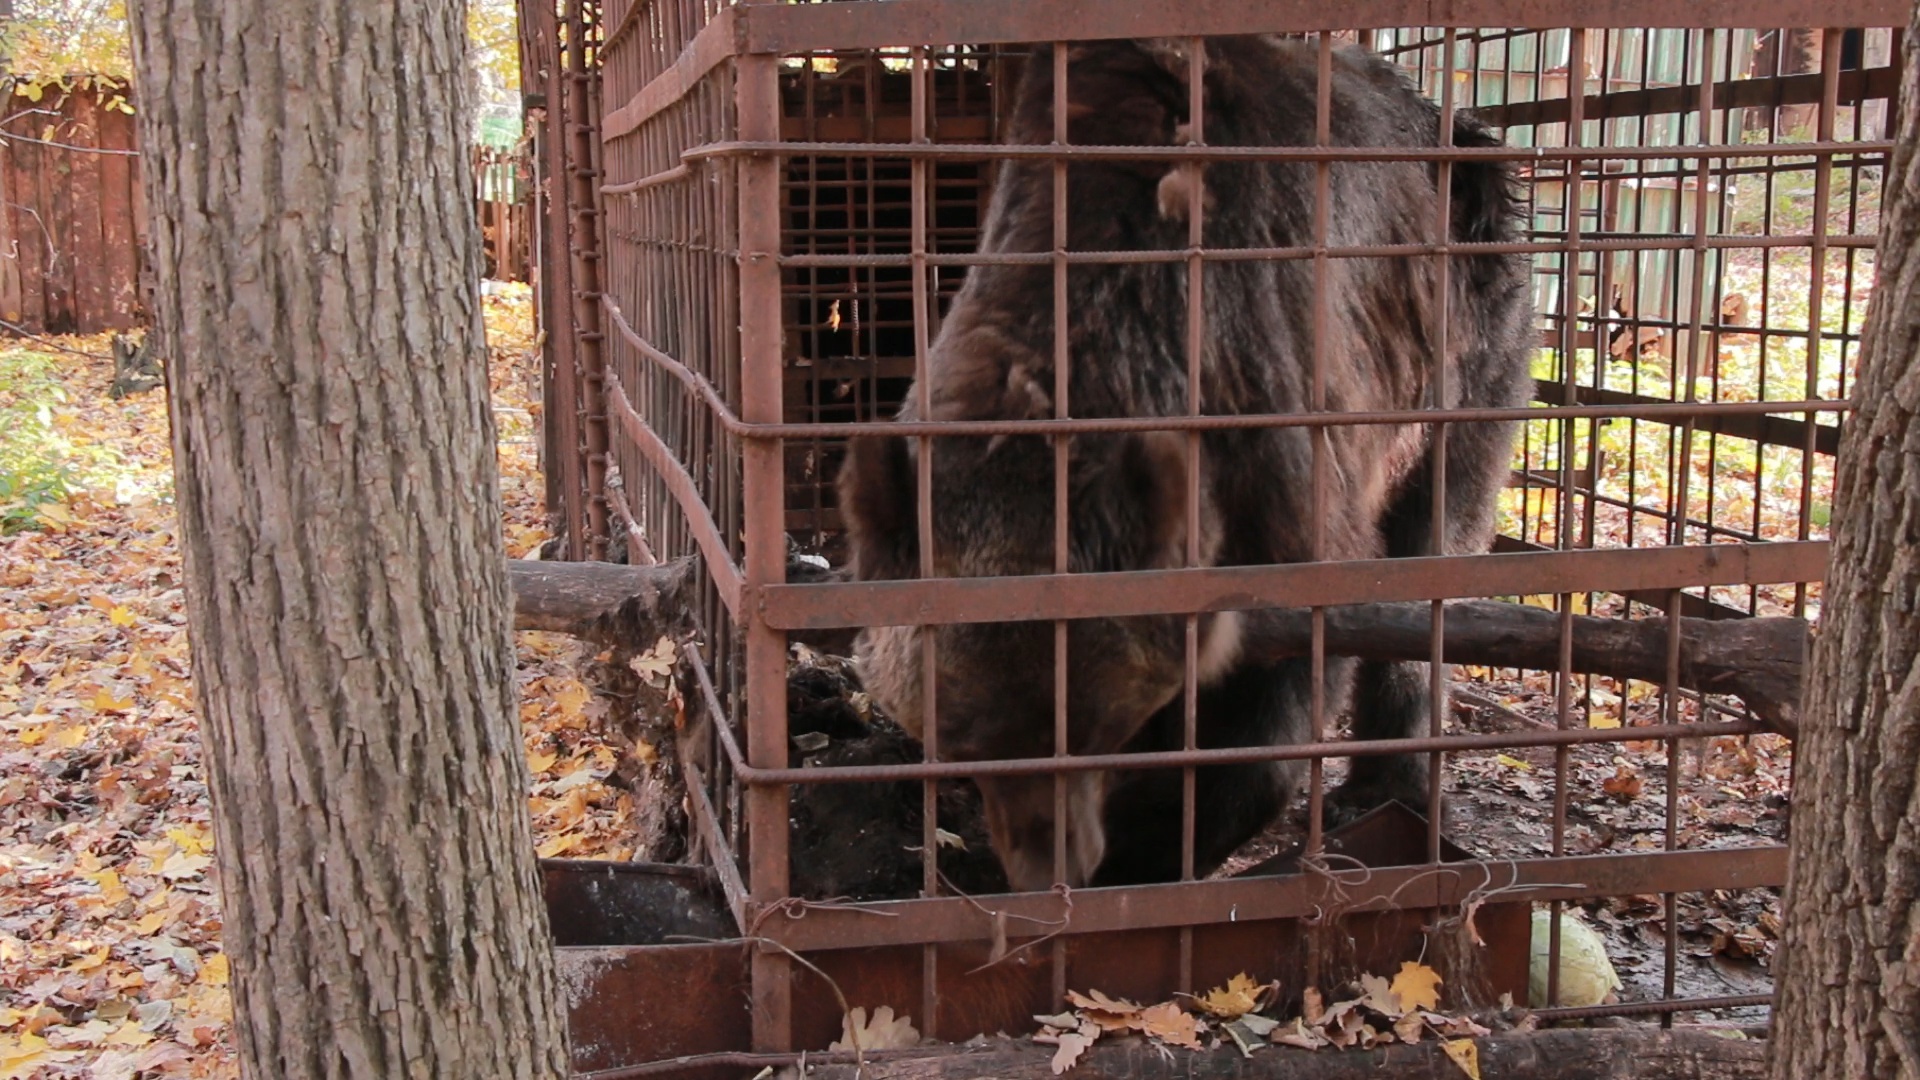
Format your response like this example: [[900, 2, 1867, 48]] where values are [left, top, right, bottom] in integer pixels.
[[1769, 6, 1920, 1080], [126, 2, 570, 1077]]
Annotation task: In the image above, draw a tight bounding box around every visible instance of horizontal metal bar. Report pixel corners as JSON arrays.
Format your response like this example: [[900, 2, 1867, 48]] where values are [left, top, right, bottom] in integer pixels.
[[754, 845, 1788, 952], [1534, 379, 1843, 457], [603, 162, 691, 196], [775, 232, 1872, 270], [688, 137, 1885, 165], [1532, 994, 1773, 1021], [602, 7, 735, 142], [735, 0, 1903, 51], [603, 373, 744, 617], [1480, 64, 1898, 129], [758, 541, 1828, 630], [720, 718, 1765, 787]]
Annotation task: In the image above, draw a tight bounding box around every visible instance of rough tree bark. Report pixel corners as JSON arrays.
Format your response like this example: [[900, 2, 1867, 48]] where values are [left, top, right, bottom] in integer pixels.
[[126, 2, 570, 1077], [1770, 6, 1920, 1080]]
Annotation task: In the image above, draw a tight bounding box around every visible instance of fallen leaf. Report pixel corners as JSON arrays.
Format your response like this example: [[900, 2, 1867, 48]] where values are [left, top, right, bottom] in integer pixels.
[[109, 606, 136, 627], [87, 688, 134, 712], [526, 749, 559, 774], [829, 1005, 919, 1052], [1270, 1017, 1329, 1050], [1359, 973, 1401, 1017], [1495, 754, 1531, 771], [200, 953, 230, 987], [1390, 961, 1444, 1013], [1602, 766, 1643, 800], [1195, 972, 1266, 1019], [1138, 1002, 1203, 1050], [1392, 1011, 1425, 1044], [1443, 1038, 1482, 1079], [1048, 1030, 1093, 1074]]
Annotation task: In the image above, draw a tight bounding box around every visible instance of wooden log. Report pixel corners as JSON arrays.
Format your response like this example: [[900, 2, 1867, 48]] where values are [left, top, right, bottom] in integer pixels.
[[797, 1027, 1766, 1080], [1239, 601, 1806, 737], [506, 557, 697, 645], [507, 559, 1806, 736]]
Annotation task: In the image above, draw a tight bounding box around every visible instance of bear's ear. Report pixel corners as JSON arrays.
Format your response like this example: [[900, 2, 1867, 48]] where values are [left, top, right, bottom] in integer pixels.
[[1133, 38, 1203, 84], [837, 434, 919, 581]]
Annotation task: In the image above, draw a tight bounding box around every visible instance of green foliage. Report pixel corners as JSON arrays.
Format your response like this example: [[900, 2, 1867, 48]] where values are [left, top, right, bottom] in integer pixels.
[[0, 346, 121, 532], [2, 0, 132, 80]]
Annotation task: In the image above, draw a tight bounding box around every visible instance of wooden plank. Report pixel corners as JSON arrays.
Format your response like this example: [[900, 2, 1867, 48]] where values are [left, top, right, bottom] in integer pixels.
[[43, 88, 76, 333], [66, 88, 109, 333], [13, 103, 47, 333], [96, 88, 141, 331]]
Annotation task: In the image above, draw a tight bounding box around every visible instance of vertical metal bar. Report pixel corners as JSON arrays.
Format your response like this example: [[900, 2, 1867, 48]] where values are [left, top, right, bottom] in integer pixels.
[[1662, 586, 1684, 1026], [1306, 29, 1333, 865], [1050, 39, 1071, 1010], [568, 0, 611, 562], [737, 48, 792, 1054], [1425, 27, 1458, 865], [1547, 24, 1586, 1011], [1797, 30, 1841, 616], [539, 0, 586, 560], [908, 42, 941, 1043], [1179, 33, 1206, 997]]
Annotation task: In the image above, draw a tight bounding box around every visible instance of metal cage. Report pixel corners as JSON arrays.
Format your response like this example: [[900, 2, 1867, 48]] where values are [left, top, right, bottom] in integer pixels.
[[527, 0, 1899, 1067]]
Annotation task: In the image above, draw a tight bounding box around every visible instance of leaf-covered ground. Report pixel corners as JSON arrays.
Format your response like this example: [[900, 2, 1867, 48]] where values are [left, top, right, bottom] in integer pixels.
[[0, 286, 634, 1080]]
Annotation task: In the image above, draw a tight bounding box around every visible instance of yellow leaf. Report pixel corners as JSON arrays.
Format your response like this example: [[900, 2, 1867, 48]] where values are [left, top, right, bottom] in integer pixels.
[[34, 501, 72, 527], [16, 726, 47, 747], [1196, 973, 1264, 1019], [1, 1031, 49, 1069], [109, 606, 136, 627], [633, 740, 659, 766], [167, 824, 213, 856], [129, 651, 153, 677], [199, 953, 230, 987], [1390, 961, 1444, 1013], [104, 1020, 151, 1047], [526, 749, 559, 774], [550, 678, 591, 725], [132, 909, 168, 936], [48, 726, 87, 751], [1588, 710, 1622, 730], [1442, 1038, 1481, 1080], [1495, 754, 1531, 771], [68, 945, 110, 972], [536, 833, 581, 858], [158, 851, 211, 881], [88, 688, 134, 713], [88, 870, 129, 906]]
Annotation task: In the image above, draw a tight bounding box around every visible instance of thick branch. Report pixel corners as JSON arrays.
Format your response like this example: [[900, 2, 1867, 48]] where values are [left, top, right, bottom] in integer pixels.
[[507, 557, 698, 645], [1240, 601, 1806, 737], [803, 1027, 1765, 1080]]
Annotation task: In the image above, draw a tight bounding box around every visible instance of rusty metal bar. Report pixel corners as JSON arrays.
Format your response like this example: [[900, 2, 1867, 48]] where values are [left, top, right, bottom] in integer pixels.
[[735, 47, 792, 1054], [685, 136, 1886, 164], [755, 845, 1787, 952], [603, 373, 745, 613], [758, 540, 1827, 631], [601, 7, 736, 142], [732, 0, 1905, 52], [568, 0, 611, 562]]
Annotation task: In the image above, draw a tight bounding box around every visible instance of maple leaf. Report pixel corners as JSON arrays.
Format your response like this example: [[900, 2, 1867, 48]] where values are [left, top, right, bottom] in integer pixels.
[[830, 1005, 920, 1052], [1194, 972, 1267, 1019], [87, 688, 134, 712], [1443, 1038, 1482, 1080], [1390, 961, 1444, 1013]]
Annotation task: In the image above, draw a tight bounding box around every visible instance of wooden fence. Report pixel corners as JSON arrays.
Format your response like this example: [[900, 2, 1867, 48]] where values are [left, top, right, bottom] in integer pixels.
[[0, 81, 532, 336], [0, 79, 144, 335]]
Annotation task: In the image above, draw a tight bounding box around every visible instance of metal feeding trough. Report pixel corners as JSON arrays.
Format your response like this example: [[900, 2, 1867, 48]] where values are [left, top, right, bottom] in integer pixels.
[[542, 803, 1530, 1076]]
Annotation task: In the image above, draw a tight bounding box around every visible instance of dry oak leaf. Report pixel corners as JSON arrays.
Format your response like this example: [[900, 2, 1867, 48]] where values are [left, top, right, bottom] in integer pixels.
[[1390, 961, 1444, 1013], [1443, 1038, 1482, 1080], [1194, 972, 1267, 1019], [1358, 973, 1401, 1018], [830, 1005, 920, 1052], [1138, 1002, 1203, 1050], [1048, 1030, 1094, 1074]]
